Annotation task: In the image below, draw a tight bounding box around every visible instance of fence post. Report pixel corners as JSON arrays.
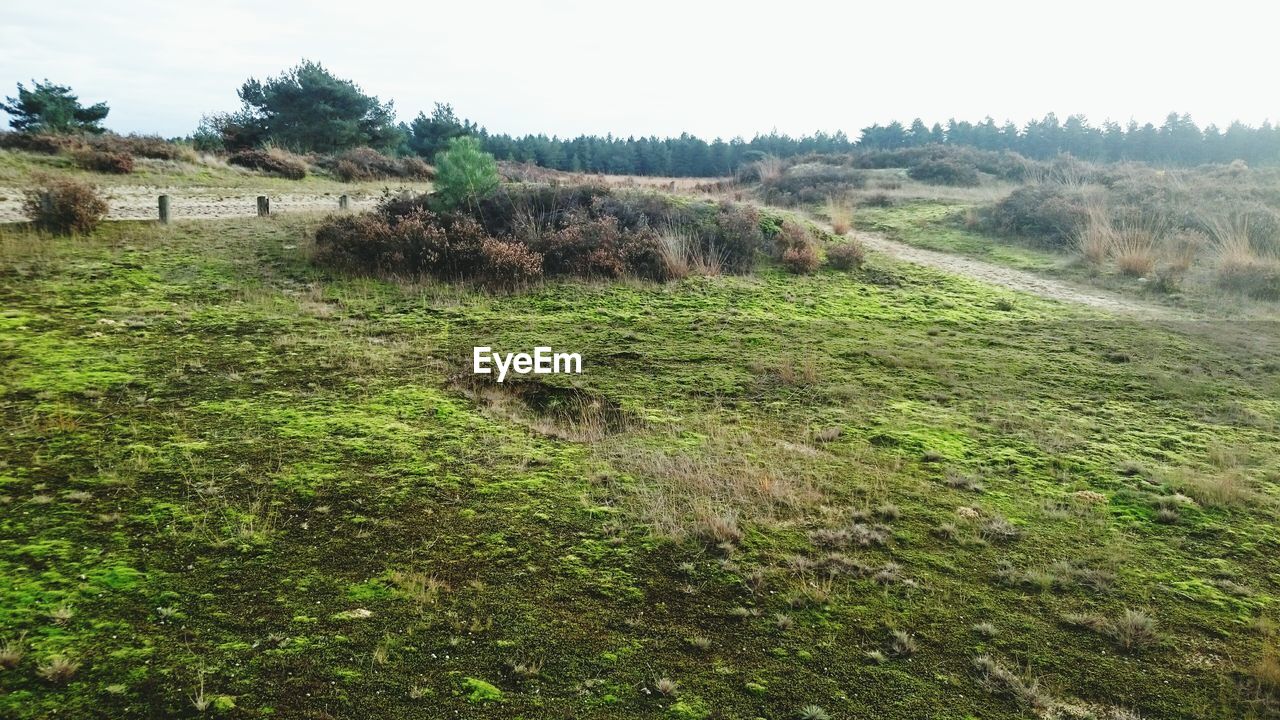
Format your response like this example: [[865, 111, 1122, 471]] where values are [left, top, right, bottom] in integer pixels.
[[256, 196, 270, 217], [158, 195, 170, 224], [338, 194, 349, 210]]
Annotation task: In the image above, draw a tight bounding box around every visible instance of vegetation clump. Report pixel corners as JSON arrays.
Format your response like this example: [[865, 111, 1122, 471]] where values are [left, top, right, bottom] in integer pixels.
[[314, 176, 780, 285], [22, 176, 108, 234], [227, 147, 308, 179]]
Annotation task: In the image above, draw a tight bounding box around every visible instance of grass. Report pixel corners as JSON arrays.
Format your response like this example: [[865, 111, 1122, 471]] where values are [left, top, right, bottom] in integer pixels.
[[852, 198, 1280, 318], [0, 214, 1278, 718], [0, 148, 420, 192]]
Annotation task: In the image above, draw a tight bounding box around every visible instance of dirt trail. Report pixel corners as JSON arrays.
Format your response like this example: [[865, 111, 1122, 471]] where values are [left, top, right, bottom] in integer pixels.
[[0, 186, 383, 223], [850, 229, 1187, 320]]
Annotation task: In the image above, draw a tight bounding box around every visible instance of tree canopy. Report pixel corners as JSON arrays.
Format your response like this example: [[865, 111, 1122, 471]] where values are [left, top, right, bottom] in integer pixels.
[[1, 80, 109, 134], [405, 103, 477, 160], [206, 60, 399, 153], [432, 136, 499, 212]]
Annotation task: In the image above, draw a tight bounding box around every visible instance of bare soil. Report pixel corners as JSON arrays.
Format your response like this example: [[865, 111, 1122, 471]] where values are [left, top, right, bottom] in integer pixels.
[[0, 185, 384, 223], [852, 229, 1187, 319]]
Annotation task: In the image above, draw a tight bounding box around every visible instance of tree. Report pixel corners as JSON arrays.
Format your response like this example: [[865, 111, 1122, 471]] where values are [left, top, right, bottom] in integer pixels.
[[224, 60, 398, 153], [433, 136, 499, 211], [1, 80, 109, 134], [408, 103, 476, 159]]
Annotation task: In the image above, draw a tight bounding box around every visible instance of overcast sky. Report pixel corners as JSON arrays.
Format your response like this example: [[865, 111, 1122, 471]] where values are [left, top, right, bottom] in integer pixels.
[[1, 0, 1274, 140]]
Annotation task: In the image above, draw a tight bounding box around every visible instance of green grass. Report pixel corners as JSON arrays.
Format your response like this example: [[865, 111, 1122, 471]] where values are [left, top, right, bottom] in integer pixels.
[[1, 215, 1278, 718], [852, 199, 1280, 319], [0, 148, 421, 193], [854, 201, 1060, 273]]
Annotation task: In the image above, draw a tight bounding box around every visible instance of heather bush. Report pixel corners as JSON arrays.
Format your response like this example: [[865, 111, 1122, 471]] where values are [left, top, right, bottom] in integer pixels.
[[22, 177, 108, 235], [72, 148, 134, 174], [760, 163, 867, 206], [774, 220, 820, 273], [480, 238, 543, 287], [0, 132, 75, 154], [827, 241, 866, 270], [981, 184, 1091, 248], [327, 147, 433, 181], [850, 145, 1036, 182], [315, 183, 771, 284], [710, 201, 765, 273], [907, 158, 980, 186], [782, 243, 820, 273], [228, 147, 308, 179], [87, 133, 190, 161]]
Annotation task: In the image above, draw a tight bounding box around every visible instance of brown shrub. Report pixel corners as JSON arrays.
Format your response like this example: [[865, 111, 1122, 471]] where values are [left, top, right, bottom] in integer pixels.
[[775, 220, 820, 273], [1216, 259, 1280, 299], [328, 147, 435, 182], [87, 134, 189, 161], [72, 148, 134, 174], [228, 148, 308, 179], [332, 147, 401, 181], [0, 132, 76, 154], [400, 156, 435, 181], [827, 241, 865, 270], [480, 238, 543, 287], [22, 177, 108, 235], [782, 243, 820, 274]]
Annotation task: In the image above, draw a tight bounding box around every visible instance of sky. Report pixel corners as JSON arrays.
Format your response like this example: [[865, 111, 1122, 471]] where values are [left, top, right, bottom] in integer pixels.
[[0, 0, 1275, 140]]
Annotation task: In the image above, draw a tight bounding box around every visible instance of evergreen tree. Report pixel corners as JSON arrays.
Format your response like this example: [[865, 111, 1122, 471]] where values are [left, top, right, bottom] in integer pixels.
[[1, 79, 109, 134]]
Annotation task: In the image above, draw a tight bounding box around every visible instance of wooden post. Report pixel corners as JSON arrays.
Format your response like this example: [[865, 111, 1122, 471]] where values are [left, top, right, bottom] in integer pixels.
[[158, 195, 171, 224], [338, 194, 349, 210], [256, 196, 270, 217]]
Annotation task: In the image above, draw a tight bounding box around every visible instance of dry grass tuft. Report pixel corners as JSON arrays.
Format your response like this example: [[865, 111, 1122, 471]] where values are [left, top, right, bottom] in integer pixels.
[[0, 635, 25, 669], [972, 654, 1051, 710], [1166, 467, 1258, 508], [37, 655, 80, 683], [824, 197, 853, 235], [611, 422, 829, 542]]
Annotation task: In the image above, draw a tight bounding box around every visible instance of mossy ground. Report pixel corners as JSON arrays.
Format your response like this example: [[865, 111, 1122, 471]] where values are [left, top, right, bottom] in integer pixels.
[[1, 215, 1278, 718]]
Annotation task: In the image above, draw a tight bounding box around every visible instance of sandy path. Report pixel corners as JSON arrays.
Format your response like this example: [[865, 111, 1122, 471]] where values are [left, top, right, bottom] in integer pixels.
[[0, 185, 383, 223], [850, 229, 1186, 320]]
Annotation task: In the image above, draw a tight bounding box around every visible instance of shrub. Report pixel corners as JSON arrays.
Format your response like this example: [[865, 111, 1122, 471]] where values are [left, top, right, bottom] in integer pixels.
[[907, 158, 980, 186], [227, 148, 308, 179], [330, 147, 427, 182], [72, 148, 134, 174], [774, 219, 820, 273], [860, 192, 895, 207], [87, 133, 189, 161], [1216, 258, 1280, 299], [760, 163, 867, 206], [982, 184, 1090, 248], [400, 156, 435, 181], [782, 243, 820, 274], [711, 201, 765, 273], [22, 177, 108, 235], [827, 241, 865, 270], [480, 238, 543, 287], [0, 132, 75, 154], [433, 136, 499, 211], [316, 183, 770, 283]]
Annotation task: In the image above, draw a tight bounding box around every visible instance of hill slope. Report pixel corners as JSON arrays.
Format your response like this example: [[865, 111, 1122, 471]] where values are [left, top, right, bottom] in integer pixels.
[[1, 215, 1278, 718]]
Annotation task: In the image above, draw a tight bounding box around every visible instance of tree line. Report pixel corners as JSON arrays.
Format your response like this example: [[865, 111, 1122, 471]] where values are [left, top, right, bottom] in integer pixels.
[[7, 61, 1280, 174], [857, 113, 1280, 167]]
